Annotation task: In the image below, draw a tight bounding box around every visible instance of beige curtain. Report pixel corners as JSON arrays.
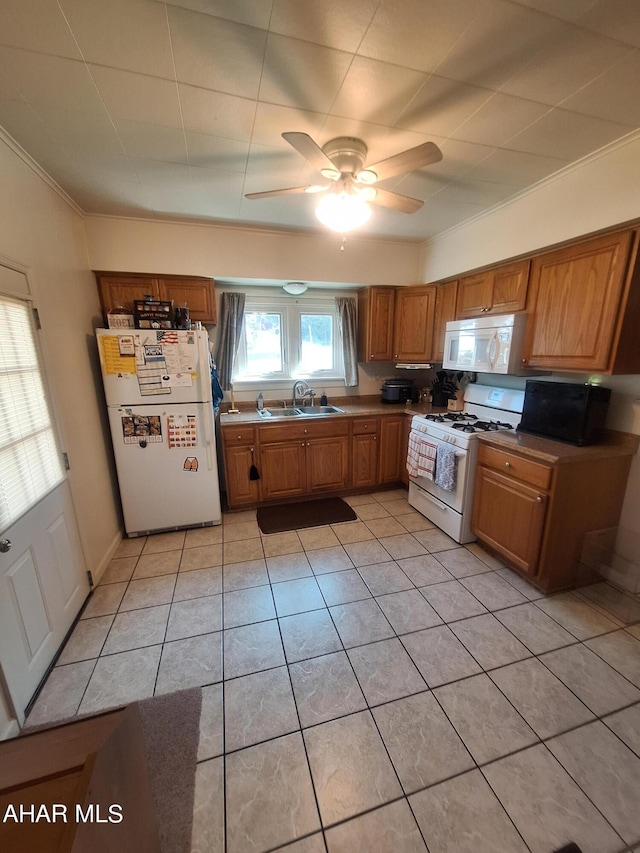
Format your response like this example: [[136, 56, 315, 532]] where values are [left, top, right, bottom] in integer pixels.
[[336, 296, 358, 387]]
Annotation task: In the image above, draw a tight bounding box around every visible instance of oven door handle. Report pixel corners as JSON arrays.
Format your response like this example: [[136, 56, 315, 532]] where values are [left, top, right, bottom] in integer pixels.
[[413, 486, 450, 512]]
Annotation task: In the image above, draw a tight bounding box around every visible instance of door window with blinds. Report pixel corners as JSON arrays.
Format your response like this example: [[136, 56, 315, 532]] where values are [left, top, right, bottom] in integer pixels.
[[0, 295, 65, 532]]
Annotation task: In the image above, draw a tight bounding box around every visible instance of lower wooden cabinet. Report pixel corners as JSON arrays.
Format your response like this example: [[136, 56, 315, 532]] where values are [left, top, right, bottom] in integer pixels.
[[472, 435, 636, 592], [400, 413, 412, 486], [222, 413, 408, 508], [378, 415, 404, 484], [472, 465, 547, 577], [221, 427, 260, 507], [352, 418, 378, 489], [260, 440, 307, 500]]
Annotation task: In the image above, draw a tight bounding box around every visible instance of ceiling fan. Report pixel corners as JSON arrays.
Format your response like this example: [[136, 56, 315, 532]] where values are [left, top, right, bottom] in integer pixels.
[[245, 132, 443, 231]]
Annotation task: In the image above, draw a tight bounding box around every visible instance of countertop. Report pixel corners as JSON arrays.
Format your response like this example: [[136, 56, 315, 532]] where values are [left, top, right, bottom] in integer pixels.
[[477, 428, 639, 464], [219, 397, 447, 426]]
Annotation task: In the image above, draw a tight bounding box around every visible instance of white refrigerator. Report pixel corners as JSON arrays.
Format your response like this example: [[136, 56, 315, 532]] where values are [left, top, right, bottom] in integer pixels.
[[96, 328, 222, 537]]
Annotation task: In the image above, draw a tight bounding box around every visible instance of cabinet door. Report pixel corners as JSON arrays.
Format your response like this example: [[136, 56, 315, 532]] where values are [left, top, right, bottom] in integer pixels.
[[352, 433, 378, 489], [95, 274, 159, 320], [358, 287, 396, 361], [472, 466, 547, 577], [456, 272, 493, 319], [306, 436, 350, 493], [522, 231, 633, 372], [393, 285, 436, 362], [432, 281, 458, 362], [490, 259, 529, 314], [378, 416, 403, 484], [399, 415, 412, 486], [224, 444, 260, 507], [157, 278, 217, 323], [260, 441, 307, 500]]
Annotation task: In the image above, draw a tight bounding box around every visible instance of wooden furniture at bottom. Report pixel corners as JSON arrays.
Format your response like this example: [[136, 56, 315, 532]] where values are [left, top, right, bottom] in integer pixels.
[[472, 431, 638, 593], [0, 706, 160, 853]]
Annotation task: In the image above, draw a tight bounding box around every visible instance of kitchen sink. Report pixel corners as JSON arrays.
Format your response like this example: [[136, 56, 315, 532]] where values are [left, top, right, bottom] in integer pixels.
[[257, 407, 300, 418], [296, 405, 345, 415], [257, 405, 345, 417]]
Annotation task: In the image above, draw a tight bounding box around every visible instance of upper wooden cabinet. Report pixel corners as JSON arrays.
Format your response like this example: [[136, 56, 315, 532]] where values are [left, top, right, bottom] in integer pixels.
[[357, 284, 441, 363], [432, 280, 458, 362], [456, 259, 529, 319], [522, 230, 640, 373], [393, 285, 436, 362], [357, 286, 396, 362], [95, 272, 217, 325]]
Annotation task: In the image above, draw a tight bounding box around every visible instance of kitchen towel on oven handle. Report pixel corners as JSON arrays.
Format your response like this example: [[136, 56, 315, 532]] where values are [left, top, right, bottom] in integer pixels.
[[434, 443, 458, 491], [407, 433, 438, 480]]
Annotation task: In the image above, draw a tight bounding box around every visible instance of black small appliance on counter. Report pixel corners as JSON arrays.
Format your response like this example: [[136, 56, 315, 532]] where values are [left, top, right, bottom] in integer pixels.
[[517, 380, 611, 446], [381, 378, 417, 404]]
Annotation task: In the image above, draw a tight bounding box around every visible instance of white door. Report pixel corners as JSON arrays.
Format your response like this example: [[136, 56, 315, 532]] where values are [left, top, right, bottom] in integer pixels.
[[0, 285, 89, 722]]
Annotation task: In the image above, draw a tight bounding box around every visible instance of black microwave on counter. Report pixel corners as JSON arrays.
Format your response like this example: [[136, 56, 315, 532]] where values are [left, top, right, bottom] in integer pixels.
[[517, 380, 611, 446]]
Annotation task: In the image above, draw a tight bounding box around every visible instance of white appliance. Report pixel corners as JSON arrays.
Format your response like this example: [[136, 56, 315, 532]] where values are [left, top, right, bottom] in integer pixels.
[[443, 313, 527, 375], [408, 384, 524, 543], [96, 328, 221, 537]]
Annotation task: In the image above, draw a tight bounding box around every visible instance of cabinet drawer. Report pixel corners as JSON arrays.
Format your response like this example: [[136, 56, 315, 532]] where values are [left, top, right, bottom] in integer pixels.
[[222, 426, 256, 445], [259, 418, 350, 442], [352, 418, 378, 435], [478, 444, 552, 490]]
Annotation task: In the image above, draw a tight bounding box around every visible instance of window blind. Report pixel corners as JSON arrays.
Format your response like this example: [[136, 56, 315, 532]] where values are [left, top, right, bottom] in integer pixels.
[[0, 295, 65, 532]]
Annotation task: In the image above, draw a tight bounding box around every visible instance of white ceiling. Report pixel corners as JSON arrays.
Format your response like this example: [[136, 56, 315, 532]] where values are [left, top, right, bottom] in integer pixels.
[[1, 0, 639, 241]]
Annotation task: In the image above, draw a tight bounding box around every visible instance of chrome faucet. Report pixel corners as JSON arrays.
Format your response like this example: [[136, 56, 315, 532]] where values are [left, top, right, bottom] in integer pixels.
[[293, 379, 316, 406]]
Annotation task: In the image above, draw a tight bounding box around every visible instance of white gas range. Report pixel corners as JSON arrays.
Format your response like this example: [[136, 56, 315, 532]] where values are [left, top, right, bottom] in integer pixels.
[[408, 385, 525, 544]]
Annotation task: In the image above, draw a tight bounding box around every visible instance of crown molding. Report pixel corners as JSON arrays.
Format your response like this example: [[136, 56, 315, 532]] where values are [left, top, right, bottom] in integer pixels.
[[420, 126, 640, 249], [0, 125, 84, 218]]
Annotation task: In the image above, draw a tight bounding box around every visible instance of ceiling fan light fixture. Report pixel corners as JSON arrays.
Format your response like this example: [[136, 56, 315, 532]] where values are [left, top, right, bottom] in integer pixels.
[[356, 169, 377, 184], [320, 167, 341, 181], [282, 282, 308, 295], [315, 191, 371, 233]]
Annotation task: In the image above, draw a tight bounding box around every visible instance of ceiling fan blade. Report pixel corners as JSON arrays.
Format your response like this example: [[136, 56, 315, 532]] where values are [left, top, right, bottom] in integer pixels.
[[366, 141, 442, 183], [282, 132, 337, 174], [245, 185, 319, 200], [370, 187, 424, 214]]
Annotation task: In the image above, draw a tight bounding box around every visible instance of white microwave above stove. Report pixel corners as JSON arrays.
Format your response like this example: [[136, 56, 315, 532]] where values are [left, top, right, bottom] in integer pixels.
[[443, 313, 528, 375]]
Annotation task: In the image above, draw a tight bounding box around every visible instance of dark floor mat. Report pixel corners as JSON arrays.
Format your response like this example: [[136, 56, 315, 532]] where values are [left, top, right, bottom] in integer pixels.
[[257, 497, 357, 534]]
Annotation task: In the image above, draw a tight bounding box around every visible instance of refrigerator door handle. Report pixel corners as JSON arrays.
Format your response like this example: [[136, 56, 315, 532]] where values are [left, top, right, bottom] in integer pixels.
[[202, 405, 215, 470]]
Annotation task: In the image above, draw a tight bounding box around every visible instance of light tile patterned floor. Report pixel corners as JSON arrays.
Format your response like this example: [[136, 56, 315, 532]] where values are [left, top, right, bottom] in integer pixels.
[[28, 488, 640, 853]]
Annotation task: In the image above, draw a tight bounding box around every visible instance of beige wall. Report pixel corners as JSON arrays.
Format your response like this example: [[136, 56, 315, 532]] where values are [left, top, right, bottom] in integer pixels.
[[84, 215, 422, 287], [418, 131, 640, 282], [0, 135, 121, 580]]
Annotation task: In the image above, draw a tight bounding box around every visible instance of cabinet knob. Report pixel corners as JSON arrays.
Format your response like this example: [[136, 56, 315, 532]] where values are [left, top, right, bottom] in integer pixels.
[[304, 429, 308, 434], [536, 496, 543, 503], [301, 442, 305, 446], [521, 358, 526, 364], [373, 436, 377, 440], [364, 424, 368, 429], [505, 461, 511, 469], [370, 354, 374, 359], [237, 435, 242, 439], [307, 442, 310, 447]]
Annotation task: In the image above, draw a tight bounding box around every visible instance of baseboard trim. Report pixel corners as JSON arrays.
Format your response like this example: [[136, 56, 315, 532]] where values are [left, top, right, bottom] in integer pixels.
[[91, 529, 126, 586]]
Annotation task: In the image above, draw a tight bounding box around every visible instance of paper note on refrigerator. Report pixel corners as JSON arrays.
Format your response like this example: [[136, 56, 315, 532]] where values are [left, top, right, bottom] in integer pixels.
[[167, 414, 198, 448], [100, 335, 137, 375]]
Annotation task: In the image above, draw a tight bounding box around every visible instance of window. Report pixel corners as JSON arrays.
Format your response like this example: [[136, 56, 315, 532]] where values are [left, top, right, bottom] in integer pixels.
[[0, 295, 65, 531], [233, 295, 343, 383]]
